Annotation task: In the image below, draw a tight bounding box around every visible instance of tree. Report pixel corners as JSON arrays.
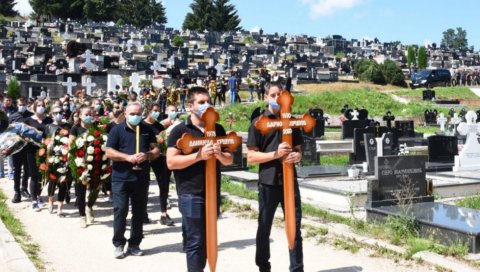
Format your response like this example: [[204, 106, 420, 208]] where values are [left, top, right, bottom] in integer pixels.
[[0, 0, 19, 17], [355, 59, 405, 86], [407, 45, 415, 68], [210, 0, 241, 31], [417, 46, 427, 69], [182, 0, 213, 31], [83, 0, 118, 22], [171, 35, 184, 47], [6, 77, 21, 101], [116, 0, 166, 29], [149, 0, 167, 25], [441, 27, 468, 49], [382, 59, 405, 86]]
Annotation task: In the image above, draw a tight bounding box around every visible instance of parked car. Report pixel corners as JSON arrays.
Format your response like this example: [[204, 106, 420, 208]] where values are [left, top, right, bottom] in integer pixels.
[[411, 69, 451, 89]]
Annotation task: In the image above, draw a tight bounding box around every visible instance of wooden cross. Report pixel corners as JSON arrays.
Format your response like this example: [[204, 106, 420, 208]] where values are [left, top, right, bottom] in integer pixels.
[[176, 107, 241, 272], [62, 77, 77, 96], [254, 91, 316, 250]]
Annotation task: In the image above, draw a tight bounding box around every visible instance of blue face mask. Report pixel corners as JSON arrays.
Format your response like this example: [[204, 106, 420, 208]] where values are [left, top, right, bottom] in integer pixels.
[[168, 112, 177, 119], [150, 111, 160, 120], [70, 104, 76, 112], [196, 103, 210, 117], [82, 116, 93, 124], [268, 100, 280, 110], [128, 115, 142, 126]]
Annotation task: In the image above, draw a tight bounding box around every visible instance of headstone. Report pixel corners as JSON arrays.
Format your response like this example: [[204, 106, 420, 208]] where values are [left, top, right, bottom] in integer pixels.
[[383, 111, 395, 128], [367, 155, 430, 208], [450, 113, 462, 136], [342, 120, 369, 139], [437, 113, 448, 132], [422, 89, 436, 101], [424, 109, 438, 125], [395, 120, 415, 138], [301, 135, 319, 166], [364, 133, 377, 173], [378, 132, 394, 156], [453, 111, 480, 171], [82, 49, 96, 71], [83, 77, 97, 96], [351, 110, 359, 120], [62, 77, 77, 96], [129, 72, 141, 93], [303, 108, 325, 138], [427, 135, 458, 163]]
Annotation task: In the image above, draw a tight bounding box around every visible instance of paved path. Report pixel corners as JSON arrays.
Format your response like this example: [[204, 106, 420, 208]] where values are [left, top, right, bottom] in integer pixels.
[[0, 178, 433, 272], [470, 87, 480, 97]]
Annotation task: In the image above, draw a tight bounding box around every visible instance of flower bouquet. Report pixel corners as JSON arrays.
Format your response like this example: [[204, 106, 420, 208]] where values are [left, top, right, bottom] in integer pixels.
[[0, 131, 27, 157], [69, 123, 112, 188], [156, 130, 168, 154], [37, 129, 70, 184]]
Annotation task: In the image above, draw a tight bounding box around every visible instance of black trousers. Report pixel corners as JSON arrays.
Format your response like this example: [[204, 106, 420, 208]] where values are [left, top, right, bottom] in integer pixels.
[[47, 180, 67, 202], [151, 156, 170, 212], [26, 148, 41, 199], [12, 150, 29, 194], [75, 183, 97, 216], [255, 182, 304, 272]]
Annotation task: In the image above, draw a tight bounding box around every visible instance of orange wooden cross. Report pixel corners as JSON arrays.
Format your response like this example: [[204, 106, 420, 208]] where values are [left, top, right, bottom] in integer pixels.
[[176, 107, 242, 272], [255, 91, 316, 250]]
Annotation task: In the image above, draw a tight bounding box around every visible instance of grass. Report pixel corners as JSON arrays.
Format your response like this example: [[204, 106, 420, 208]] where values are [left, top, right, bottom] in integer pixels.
[[455, 195, 480, 210], [333, 238, 361, 253], [391, 86, 478, 100], [248, 163, 259, 173], [221, 176, 257, 200], [0, 190, 44, 269], [299, 82, 402, 93], [321, 154, 349, 166]]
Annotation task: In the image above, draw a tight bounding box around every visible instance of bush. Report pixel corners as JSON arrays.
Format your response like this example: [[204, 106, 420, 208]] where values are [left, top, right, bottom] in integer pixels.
[[382, 59, 406, 86], [6, 77, 21, 101], [354, 59, 405, 86], [171, 35, 184, 47]]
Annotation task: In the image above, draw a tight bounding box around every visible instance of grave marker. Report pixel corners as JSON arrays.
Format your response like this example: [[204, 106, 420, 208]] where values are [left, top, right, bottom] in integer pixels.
[[453, 111, 480, 171], [62, 77, 77, 96]]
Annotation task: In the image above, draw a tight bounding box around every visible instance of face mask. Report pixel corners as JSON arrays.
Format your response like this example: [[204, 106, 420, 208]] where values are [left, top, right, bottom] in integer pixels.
[[53, 113, 63, 122], [62, 106, 69, 111], [150, 111, 160, 120], [95, 104, 101, 111], [36, 106, 45, 115], [127, 115, 142, 126], [196, 103, 210, 117], [168, 112, 177, 120], [70, 104, 76, 112], [18, 106, 26, 113], [268, 100, 280, 110], [82, 116, 93, 124]]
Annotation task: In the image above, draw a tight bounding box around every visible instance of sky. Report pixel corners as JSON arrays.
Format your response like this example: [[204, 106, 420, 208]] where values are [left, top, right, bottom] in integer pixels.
[[14, 0, 480, 48]]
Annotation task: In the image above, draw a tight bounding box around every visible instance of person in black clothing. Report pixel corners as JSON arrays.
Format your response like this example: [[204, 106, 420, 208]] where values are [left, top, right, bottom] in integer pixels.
[[69, 106, 97, 228], [24, 99, 52, 212], [167, 87, 233, 271], [106, 101, 160, 259], [9, 97, 33, 203], [142, 102, 175, 226], [247, 83, 304, 272], [44, 106, 71, 216]]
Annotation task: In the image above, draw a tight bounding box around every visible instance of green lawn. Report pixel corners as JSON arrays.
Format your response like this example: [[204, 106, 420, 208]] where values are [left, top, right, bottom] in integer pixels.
[[391, 86, 478, 100]]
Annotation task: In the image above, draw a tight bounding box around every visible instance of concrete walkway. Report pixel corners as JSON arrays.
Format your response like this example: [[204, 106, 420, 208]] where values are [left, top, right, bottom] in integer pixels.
[[0, 177, 436, 272]]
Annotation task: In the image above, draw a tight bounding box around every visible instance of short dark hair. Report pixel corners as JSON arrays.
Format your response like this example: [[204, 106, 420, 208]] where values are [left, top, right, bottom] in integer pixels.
[[187, 86, 209, 104], [146, 102, 161, 113], [265, 82, 283, 95], [17, 97, 26, 104]]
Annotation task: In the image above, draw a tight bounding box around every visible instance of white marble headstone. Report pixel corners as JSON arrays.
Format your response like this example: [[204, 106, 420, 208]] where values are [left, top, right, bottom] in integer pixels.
[[437, 113, 448, 132], [453, 110, 480, 172], [82, 50, 95, 71], [129, 73, 141, 93], [83, 77, 96, 96], [62, 77, 77, 96]]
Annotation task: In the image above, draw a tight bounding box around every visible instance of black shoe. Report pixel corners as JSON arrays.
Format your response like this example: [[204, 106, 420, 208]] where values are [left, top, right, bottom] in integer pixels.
[[21, 189, 30, 199], [127, 246, 144, 256], [11, 193, 21, 203], [143, 216, 151, 224], [160, 215, 175, 226]]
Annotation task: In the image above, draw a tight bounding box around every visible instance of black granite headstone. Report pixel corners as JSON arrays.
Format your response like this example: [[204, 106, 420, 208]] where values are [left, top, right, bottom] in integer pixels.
[[221, 146, 247, 172], [395, 120, 415, 138], [301, 135, 319, 166], [423, 89, 436, 101], [342, 119, 369, 139], [304, 108, 325, 138], [427, 135, 458, 163], [380, 132, 394, 156], [364, 133, 377, 173]]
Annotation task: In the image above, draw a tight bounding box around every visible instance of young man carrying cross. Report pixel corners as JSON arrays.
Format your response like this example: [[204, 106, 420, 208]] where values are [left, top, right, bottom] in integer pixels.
[[167, 86, 233, 271], [247, 82, 304, 272]]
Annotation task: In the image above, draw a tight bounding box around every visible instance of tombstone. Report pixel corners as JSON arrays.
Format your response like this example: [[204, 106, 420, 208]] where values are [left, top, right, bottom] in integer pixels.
[[303, 108, 325, 138], [301, 135, 319, 166], [436, 113, 448, 133], [62, 77, 77, 96], [422, 89, 436, 101], [427, 135, 458, 163], [364, 133, 377, 173], [424, 109, 438, 125], [83, 77, 97, 96], [129, 73, 141, 93], [378, 132, 394, 156], [450, 113, 462, 136], [108, 74, 123, 92], [453, 111, 480, 171], [383, 111, 395, 128], [395, 120, 415, 138], [342, 119, 369, 139], [351, 126, 399, 163], [366, 155, 431, 208], [82, 50, 96, 71], [221, 147, 247, 172]]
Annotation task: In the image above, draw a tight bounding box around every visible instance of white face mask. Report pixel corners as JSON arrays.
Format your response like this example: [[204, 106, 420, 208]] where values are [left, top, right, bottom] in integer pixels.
[[53, 113, 63, 122], [36, 106, 45, 115], [18, 106, 26, 113]]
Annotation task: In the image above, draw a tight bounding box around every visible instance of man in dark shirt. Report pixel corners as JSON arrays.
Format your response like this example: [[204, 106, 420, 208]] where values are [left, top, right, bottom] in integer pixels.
[[167, 86, 233, 271], [106, 101, 160, 259], [247, 82, 304, 272]]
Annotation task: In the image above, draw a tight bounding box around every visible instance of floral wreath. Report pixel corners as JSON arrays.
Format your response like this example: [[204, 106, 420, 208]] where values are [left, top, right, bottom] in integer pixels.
[[37, 128, 70, 184], [69, 122, 112, 187]]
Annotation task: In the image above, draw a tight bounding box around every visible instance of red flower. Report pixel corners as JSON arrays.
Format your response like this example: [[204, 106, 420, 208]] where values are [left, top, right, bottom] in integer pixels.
[[39, 163, 47, 171], [49, 173, 57, 180], [94, 147, 101, 154], [38, 148, 46, 157], [76, 150, 85, 157], [59, 129, 69, 136], [94, 155, 102, 162], [93, 140, 101, 146], [105, 166, 112, 173], [94, 130, 101, 137], [62, 155, 68, 162], [76, 167, 85, 174]]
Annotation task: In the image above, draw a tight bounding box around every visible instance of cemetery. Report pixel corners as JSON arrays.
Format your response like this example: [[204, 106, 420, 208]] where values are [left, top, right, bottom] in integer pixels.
[[2, 3, 480, 271]]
